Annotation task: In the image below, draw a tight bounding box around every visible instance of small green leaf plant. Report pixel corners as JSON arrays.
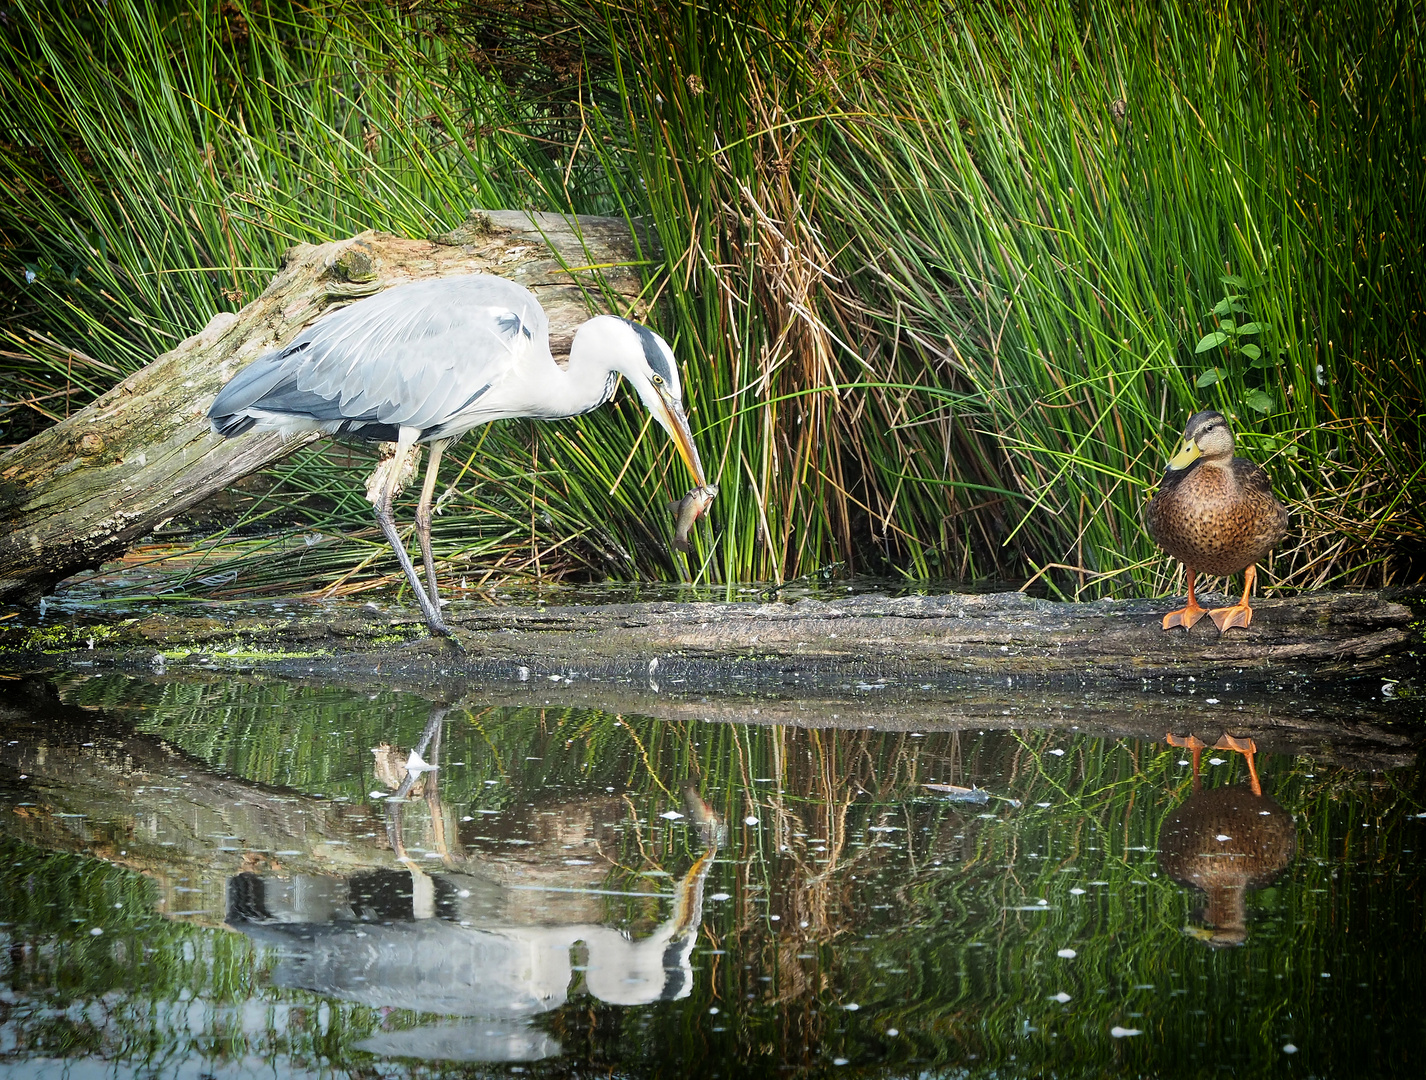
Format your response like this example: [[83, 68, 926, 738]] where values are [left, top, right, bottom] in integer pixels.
[[1192, 274, 1274, 415]]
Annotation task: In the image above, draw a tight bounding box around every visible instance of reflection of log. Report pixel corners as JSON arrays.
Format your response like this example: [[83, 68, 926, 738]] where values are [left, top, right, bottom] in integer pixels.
[[4, 586, 1418, 685], [0, 212, 650, 603], [0, 677, 626, 926], [0, 678, 392, 923]]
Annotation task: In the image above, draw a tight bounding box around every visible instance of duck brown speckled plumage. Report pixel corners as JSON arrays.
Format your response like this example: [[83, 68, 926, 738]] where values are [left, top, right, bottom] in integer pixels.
[[1144, 410, 1288, 632]]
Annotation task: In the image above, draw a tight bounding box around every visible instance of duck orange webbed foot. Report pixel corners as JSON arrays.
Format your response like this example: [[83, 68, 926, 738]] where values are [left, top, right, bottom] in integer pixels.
[[1214, 733, 1262, 795], [1214, 733, 1256, 755], [1162, 602, 1210, 630], [1209, 564, 1261, 633], [1209, 603, 1253, 632]]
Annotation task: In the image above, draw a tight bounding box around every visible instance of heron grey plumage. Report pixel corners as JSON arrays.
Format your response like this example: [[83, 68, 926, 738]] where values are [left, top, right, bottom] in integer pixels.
[[209, 273, 708, 636]]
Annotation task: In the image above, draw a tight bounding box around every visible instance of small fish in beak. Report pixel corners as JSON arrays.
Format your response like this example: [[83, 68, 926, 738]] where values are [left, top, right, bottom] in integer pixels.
[[668, 483, 718, 552]]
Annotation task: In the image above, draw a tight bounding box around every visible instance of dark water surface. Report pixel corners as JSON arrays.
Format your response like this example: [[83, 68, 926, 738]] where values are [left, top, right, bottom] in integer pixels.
[[0, 673, 1421, 1078]]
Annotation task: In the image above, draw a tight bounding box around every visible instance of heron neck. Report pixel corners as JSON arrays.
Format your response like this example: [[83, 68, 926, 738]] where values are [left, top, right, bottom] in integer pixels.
[[530, 322, 627, 419]]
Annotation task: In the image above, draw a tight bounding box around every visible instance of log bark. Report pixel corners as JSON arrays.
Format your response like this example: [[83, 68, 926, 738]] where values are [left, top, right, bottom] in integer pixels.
[[2, 587, 1418, 686], [0, 211, 652, 603]]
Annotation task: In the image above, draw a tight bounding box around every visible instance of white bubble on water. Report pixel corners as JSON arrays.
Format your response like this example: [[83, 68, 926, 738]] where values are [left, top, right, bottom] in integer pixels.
[[1110, 1026, 1142, 1038], [1057, 948, 1077, 959]]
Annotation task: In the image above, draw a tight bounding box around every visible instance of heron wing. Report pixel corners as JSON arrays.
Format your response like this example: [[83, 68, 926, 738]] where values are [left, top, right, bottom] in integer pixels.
[[210, 275, 550, 437]]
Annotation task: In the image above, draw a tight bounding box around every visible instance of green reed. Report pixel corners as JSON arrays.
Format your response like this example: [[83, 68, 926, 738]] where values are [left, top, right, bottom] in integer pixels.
[[3, 0, 1420, 598]]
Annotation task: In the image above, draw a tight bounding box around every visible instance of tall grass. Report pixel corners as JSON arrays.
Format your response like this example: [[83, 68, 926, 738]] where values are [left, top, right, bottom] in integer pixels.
[[809, 0, 1424, 593], [3, 0, 1420, 597]]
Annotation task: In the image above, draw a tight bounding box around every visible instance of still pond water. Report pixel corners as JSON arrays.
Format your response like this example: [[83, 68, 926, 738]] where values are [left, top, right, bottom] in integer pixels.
[[0, 673, 1421, 1078]]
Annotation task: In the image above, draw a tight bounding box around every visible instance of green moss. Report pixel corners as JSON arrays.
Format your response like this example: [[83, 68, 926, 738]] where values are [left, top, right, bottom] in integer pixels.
[[20, 623, 116, 652]]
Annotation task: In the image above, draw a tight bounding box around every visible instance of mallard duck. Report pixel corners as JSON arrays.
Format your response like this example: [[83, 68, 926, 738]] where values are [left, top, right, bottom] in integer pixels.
[[1144, 410, 1288, 631]]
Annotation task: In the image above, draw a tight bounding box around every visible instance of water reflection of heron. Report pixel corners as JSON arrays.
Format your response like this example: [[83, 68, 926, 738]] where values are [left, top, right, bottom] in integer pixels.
[[1159, 733, 1296, 946], [226, 705, 720, 1063]]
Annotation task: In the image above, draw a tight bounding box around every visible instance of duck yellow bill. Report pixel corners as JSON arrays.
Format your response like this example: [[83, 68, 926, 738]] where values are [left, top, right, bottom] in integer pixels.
[[1167, 438, 1202, 470], [657, 394, 707, 488]]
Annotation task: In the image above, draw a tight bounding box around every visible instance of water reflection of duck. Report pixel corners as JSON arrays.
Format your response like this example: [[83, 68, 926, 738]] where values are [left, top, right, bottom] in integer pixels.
[[1158, 733, 1296, 946], [1144, 409, 1288, 632]]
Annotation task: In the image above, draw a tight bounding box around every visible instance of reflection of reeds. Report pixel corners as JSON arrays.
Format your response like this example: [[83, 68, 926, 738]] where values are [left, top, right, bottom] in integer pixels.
[[54, 675, 1426, 1072], [4, 1, 1420, 596]]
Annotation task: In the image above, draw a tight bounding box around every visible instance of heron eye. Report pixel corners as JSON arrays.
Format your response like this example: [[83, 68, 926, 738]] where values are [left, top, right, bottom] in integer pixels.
[[651, 374, 664, 387]]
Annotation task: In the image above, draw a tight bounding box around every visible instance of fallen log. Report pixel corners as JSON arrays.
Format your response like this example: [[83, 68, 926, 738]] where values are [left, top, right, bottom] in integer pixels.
[[0, 211, 651, 603], [2, 587, 1419, 687]]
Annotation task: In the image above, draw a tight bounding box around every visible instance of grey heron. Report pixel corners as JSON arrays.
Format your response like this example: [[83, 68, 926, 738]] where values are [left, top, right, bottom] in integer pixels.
[[209, 274, 708, 636]]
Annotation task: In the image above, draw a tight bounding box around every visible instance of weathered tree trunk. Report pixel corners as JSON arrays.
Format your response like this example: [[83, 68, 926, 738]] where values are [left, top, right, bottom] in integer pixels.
[[0, 211, 651, 602], [2, 587, 1417, 685]]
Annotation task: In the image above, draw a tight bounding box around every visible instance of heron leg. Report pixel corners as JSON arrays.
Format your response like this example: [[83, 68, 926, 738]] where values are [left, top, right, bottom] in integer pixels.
[[369, 436, 450, 636], [413, 437, 451, 608]]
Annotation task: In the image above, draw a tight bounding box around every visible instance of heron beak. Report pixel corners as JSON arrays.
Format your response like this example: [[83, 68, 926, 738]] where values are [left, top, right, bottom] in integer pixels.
[[1167, 437, 1202, 470], [656, 391, 707, 487]]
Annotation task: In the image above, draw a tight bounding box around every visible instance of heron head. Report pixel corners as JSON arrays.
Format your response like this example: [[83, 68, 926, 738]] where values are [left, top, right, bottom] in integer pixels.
[[608, 319, 707, 487], [1167, 409, 1235, 469]]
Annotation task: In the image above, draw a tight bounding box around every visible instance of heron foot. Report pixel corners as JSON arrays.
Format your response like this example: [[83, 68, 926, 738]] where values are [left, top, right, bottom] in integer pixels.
[[442, 629, 471, 656], [424, 623, 469, 656], [397, 630, 467, 657]]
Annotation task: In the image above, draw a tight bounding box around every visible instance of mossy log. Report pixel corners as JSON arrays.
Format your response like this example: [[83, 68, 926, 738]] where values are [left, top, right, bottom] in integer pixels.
[[2, 587, 1419, 687], [0, 211, 651, 603]]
